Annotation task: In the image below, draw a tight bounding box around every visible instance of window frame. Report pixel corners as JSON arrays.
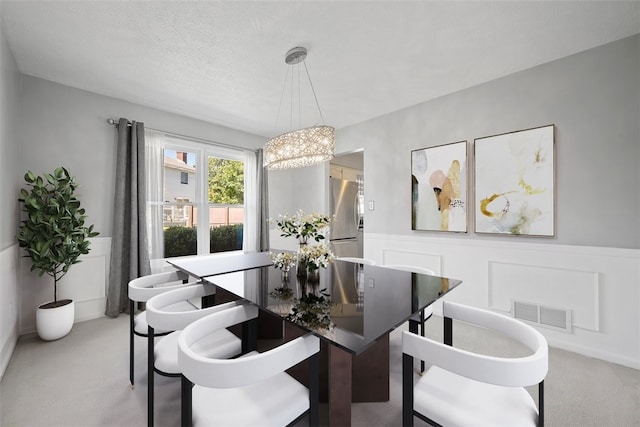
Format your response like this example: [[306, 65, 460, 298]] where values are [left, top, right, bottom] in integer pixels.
[[151, 133, 246, 258]]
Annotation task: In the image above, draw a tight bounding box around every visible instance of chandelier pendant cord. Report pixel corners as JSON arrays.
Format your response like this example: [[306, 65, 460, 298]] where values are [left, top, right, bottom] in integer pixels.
[[296, 63, 301, 129], [303, 60, 325, 125], [272, 57, 324, 135], [291, 63, 296, 130], [272, 67, 291, 135]]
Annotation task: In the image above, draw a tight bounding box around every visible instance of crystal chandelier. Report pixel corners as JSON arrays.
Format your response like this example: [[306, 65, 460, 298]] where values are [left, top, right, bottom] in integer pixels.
[[264, 47, 335, 170]]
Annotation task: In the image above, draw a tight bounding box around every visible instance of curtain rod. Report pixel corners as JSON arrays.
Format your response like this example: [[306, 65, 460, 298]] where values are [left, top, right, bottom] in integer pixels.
[[107, 118, 257, 152]]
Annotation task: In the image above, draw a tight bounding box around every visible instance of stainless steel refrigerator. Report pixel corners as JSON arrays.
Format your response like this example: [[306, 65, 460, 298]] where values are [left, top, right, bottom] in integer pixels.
[[329, 177, 363, 258], [329, 177, 364, 307]]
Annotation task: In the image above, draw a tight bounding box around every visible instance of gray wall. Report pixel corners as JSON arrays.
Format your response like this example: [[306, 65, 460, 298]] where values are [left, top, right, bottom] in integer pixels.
[[338, 35, 640, 250], [0, 14, 21, 378], [267, 161, 328, 250], [16, 76, 266, 239], [0, 17, 20, 251]]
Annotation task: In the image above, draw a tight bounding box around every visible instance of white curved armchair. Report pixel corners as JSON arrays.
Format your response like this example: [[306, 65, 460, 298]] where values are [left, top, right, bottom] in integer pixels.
[[383, 264, 435, 372], [145, 284, 245, 427], [128, 270, 196, 388], [402, 300, 548, 427], [178, 304, 321, 427]]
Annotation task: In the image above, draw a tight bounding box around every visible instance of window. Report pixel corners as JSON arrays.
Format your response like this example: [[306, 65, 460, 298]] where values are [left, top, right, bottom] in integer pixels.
[[145, 131, 250, 261]]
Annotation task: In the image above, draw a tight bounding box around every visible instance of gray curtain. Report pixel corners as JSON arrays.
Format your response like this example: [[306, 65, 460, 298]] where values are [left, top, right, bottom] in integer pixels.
[[255, 149, 270, 308], [257, 148, 270, 251], [106, 118, 151, 317]]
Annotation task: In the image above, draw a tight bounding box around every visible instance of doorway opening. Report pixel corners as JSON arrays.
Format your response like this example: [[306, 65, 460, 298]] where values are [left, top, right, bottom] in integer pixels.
[[329, 150, 364, 259]]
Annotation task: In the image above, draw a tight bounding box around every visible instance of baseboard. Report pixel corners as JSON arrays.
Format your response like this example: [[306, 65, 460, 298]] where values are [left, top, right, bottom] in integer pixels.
[[546, 337, 640, 370], [0, 326, 18, 380]]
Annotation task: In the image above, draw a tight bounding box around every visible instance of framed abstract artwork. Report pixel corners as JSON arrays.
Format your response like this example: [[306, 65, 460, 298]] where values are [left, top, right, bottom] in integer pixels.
[[474, 124, 555, 236], [411, 141, 467, 232]]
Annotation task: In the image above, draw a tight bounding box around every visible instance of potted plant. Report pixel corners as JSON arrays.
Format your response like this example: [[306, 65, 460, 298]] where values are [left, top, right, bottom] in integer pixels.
[[272, 210, 331, 277], [17, 167, 99, 340]]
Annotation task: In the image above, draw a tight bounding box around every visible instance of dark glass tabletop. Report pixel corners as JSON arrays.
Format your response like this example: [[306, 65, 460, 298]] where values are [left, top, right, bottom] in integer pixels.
[[204, 259, 462, 354]]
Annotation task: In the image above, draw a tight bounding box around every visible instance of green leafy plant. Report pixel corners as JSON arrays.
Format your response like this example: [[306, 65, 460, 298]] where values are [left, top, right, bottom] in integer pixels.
[[163, 224, 243, 258], [164, 226, 197, 257], [208, 158, 244, 204], [210, 224, 243, 253], [272, 210, 331, 244], [17, 167, 99, 307]]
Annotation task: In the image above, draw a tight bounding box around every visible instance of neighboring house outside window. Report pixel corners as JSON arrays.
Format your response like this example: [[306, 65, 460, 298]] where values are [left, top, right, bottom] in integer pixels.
[[164, 154, 196, 227]]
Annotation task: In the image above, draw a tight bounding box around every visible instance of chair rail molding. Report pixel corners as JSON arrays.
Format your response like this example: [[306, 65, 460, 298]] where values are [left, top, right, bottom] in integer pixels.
[[366, 232, 640, 369]]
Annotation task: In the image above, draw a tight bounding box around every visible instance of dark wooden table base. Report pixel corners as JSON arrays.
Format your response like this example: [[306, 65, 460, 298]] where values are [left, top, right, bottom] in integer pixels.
[[285, 322, 390, 426]]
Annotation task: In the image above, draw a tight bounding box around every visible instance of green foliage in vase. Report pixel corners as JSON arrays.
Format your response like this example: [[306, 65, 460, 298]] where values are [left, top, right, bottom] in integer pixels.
[[273, 210, 331, 243], [17, 167, 99, 303]]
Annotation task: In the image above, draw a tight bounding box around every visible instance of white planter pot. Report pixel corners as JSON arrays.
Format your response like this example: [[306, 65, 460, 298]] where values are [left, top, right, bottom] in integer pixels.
[[36, 299, 75, 341]]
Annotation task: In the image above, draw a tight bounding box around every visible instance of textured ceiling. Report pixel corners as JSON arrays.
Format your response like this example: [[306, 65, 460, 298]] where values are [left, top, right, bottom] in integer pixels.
[[1, 1, 638, 138]]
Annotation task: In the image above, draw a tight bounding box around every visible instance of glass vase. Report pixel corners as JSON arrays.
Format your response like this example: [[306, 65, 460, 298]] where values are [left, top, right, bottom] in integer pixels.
[[297, 241, 307, 278], [281, 265, 291, 282], [307, 267, 320, 284]]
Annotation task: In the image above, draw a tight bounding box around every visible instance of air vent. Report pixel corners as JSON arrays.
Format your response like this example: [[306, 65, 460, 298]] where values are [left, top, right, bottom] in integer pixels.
[[512, 300, 572, 333], [513, 301, 538, 323], [540, 306, 570, 330]]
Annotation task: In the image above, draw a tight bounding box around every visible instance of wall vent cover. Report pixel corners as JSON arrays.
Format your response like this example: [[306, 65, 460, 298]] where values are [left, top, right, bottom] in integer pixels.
[[512, 300, 572, 333], [513, 301, 538, 323]]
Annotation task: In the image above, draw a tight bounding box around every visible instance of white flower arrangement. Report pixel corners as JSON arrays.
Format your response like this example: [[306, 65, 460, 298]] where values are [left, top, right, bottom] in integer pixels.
[[272, 210, 331, 244], [269, 251, 297, 270], [298, 243, 336, 272]]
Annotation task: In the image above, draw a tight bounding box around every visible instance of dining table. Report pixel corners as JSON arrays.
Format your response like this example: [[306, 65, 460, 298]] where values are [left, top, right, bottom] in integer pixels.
[[168, 250, 462, 426]]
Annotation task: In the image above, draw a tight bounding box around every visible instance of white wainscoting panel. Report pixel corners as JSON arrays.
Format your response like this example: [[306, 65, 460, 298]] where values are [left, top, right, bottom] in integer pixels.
[[366, 233, 640, 369], [60, 237, 110, 323], [381, 249, 442, 274], [487, 261, 600, 331], [58, 255, 106, 301], [0, 244, 19, 379], [19, 237, 111, 334]]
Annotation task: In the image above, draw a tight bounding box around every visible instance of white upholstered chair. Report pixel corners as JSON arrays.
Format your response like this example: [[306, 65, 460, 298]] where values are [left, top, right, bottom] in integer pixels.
[[402, 300, 548, 427], [383, 264, 435, 372], [128, 270, 197, 387], [145, 284, 244, 427], [178, 304, 321, 427], [336, 257, 376, 265]]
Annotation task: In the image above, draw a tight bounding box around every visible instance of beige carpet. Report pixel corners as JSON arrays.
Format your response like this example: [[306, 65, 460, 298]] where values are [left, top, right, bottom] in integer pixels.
[[1, 314, 638, 427]]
